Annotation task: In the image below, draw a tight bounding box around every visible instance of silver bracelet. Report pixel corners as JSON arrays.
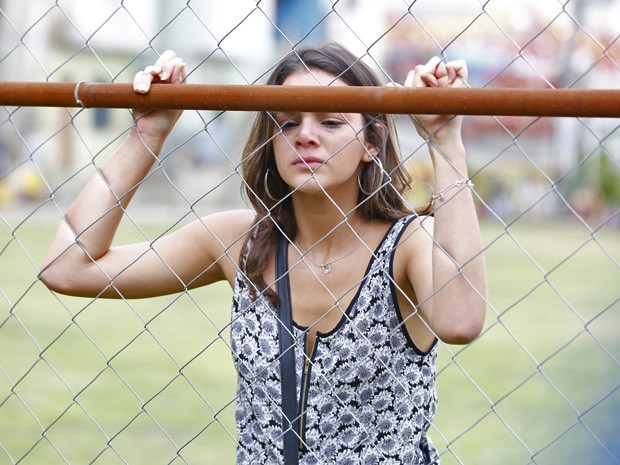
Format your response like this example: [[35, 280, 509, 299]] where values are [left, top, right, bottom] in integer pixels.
[[431, 178, 474, 205]]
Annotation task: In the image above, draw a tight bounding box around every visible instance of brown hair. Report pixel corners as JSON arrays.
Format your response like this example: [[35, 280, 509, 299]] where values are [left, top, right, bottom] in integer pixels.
[[240, 43, 427, 302]]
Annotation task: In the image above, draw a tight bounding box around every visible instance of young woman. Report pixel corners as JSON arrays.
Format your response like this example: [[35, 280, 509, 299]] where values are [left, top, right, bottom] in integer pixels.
[[41, 43, 486, 464]]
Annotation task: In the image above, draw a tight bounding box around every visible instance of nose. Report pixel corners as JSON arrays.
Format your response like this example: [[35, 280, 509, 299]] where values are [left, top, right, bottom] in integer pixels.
[[294, 117, 319, 148]]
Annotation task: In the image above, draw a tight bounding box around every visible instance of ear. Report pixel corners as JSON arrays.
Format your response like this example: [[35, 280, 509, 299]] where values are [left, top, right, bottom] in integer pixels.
[[362, 121, 386, 162], [362, 142, 378, 162]]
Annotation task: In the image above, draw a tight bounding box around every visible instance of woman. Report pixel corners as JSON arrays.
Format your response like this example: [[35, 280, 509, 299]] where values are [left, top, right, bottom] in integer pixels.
[[41, 43, 486, 464]]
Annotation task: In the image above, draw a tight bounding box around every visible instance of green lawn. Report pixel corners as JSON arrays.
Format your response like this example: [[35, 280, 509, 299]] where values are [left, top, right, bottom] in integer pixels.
[[434, 219, 620, 464], [0, 215, 618, 464]]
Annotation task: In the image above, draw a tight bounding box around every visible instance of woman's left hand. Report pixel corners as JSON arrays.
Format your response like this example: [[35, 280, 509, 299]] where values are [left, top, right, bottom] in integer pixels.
[[403, 57, 468, 142]]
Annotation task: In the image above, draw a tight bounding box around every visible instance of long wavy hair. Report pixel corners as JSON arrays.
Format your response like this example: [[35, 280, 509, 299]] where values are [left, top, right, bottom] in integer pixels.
[[240, 43, 427, 302]]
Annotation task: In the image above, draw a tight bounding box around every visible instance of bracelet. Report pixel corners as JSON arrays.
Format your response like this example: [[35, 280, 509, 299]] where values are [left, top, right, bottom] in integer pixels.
[[431, 178, 474, 205]]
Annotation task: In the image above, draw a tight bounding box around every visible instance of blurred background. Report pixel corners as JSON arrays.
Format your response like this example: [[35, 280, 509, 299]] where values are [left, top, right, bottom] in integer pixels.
[[1, 1, 619, 464], [1, 0, 619, 222]]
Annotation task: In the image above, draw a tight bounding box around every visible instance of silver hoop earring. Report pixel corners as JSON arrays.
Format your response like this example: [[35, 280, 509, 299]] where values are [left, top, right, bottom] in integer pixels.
[[358, 157, 384, 196], [264, 168, 278, 202], [358, 169, 372, 196]]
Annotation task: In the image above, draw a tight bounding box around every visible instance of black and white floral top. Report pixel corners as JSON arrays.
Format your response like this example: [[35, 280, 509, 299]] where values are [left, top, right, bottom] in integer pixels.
[[231, 216, 439, 464]]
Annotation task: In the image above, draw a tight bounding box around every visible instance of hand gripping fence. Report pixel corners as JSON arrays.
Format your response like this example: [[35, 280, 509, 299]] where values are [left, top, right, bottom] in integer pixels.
[[1, 82, 619, 117]]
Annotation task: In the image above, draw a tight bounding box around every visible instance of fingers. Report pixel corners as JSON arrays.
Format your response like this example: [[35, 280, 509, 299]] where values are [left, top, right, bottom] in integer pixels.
[[133, 50, 187, 94], [447, 59, 468, 83], [153, 49, 178, 71], [404, 57, 468, 89], [133, 66, 157, 93]]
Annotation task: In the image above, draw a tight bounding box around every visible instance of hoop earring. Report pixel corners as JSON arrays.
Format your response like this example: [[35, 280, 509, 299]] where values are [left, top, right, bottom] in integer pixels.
[[264, 168, 279, 202], [358, 157, 384, 196], [358, 169, 372, 196]]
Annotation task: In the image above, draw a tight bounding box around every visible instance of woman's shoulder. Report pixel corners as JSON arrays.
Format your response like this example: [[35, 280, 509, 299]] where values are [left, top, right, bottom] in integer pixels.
[[200, 209, 257, 246], [390, 214, 435, 302], [393, 213, 434, 236], [203, 208, 256, 226], [191, 209, 257, 283], [392, 213, 435, 256]]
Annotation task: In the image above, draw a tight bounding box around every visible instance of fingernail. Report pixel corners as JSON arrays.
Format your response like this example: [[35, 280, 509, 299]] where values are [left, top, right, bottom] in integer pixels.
[[160, 72, 168, 80], [138, 83, 148, 92]]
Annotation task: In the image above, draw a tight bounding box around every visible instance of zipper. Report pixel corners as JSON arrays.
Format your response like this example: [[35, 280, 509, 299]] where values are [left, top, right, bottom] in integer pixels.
[[298, 356, 311, 451], [421, 435, 432, 464], [298, 332, 319, 452]]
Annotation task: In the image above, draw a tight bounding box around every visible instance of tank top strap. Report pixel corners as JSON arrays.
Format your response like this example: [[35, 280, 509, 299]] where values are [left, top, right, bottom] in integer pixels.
[[370, 215, 418, 270]]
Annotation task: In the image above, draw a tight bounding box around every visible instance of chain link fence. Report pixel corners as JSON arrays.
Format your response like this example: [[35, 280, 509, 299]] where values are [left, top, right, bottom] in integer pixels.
[[1, 0, 619, 464]]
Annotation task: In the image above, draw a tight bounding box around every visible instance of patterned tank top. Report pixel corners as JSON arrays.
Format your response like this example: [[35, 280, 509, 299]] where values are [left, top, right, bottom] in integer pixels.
[[231, 216, 439, 464]]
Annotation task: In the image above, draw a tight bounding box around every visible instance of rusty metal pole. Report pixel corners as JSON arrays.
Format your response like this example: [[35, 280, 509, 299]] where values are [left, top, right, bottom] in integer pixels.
[[0, 81, 619, 117]]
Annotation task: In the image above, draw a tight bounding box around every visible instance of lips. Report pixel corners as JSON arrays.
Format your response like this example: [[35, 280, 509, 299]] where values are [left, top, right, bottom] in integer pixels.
[[293, 156, 324, 170]]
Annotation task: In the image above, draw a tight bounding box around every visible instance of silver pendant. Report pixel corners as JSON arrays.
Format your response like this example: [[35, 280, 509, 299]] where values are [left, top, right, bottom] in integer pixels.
[[321, 263, 331, 275]]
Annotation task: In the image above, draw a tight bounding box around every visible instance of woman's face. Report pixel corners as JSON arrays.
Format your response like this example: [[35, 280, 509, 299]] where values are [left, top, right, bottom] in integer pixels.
[[271, 69, 377, 197]]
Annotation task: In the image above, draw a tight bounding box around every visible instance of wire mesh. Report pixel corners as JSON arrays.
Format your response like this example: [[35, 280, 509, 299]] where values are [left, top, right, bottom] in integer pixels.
[[1, 1, 619, 464]]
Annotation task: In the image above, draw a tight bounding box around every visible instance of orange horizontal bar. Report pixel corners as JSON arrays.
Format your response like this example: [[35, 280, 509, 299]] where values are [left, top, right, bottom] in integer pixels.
[[1, 81, 619, 117]]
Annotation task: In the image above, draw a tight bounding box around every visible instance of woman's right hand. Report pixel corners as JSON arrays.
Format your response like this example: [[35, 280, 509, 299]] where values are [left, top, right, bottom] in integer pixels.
[[405, 57, 467, 144], [131, 50, 187, 144]]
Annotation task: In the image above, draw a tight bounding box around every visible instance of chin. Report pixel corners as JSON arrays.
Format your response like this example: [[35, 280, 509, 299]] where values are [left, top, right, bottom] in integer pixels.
[[287, 174, 322, 192]]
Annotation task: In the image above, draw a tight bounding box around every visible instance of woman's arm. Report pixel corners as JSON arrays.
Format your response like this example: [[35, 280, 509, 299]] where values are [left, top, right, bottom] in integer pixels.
[[40, 51, 250, 298], [403, 58, 487, 344]]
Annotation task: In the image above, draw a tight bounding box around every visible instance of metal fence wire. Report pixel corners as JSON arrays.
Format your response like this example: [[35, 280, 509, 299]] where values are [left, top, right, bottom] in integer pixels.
[[1, 0, 619, 464]]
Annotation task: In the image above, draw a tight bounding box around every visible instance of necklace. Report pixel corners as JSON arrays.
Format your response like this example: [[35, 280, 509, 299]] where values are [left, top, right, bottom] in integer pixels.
[[299, 221, 372, 275]]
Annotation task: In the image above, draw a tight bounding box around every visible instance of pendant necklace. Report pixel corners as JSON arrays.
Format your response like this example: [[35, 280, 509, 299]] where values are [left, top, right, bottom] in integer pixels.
[[300, 221, 371, 275]]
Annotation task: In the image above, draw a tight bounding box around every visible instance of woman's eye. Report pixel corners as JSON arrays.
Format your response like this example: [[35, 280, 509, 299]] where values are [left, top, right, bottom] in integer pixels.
[[323, 119, 344, 127], [279, 120, 297, 130]]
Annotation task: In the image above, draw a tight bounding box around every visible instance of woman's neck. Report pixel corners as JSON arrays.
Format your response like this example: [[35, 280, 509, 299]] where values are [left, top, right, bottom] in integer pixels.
[[291, 191, 368, 255]]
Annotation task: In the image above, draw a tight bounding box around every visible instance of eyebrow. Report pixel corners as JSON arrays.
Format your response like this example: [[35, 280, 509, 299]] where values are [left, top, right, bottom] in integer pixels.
[[272, 112, 293, 120], [272, 111, 353, 120]]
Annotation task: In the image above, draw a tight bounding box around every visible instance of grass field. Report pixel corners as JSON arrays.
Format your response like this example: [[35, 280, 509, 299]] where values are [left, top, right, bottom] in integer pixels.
[[0, 214, 618, 464]]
